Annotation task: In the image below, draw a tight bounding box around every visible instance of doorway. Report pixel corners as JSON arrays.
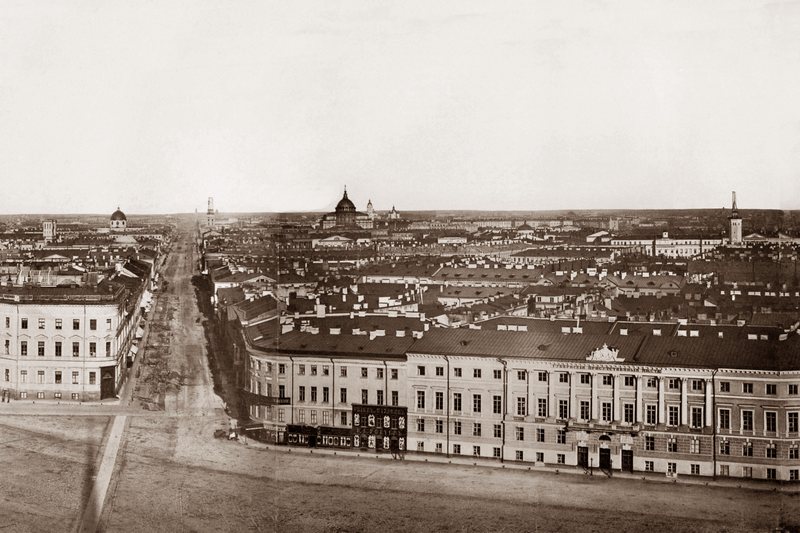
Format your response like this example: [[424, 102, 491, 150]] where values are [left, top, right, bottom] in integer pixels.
[[621, 449, 633, 472], [100, 366, 116, 399], [578, 446, 589, 468], [599, 448, 612, 470]]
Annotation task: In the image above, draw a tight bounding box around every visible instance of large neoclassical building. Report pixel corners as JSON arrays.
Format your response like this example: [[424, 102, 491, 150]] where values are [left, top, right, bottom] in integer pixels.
[[319, 189, 374, 230]]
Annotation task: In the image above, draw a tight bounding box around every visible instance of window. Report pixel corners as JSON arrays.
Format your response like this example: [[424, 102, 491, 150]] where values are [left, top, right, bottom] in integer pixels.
[[668, 438, 677, 453], [338, 412, 345, 425], [558, 399, 569, 420], [20, 370, 27, 383], [766, 383, 776, 395], [789, 445, 799, 460], [537, 371, 547, 382], [646, 377, 657, 388], [580, 374, 590, 385], [417, 366, 425, 376], [473, 394, 482, 413], [473, 423, 482, 437], [416, 390, 425, 409], [516, 397, 526, 416], [691, 464, 700, 475], [494, 424, 502, 438], [3, 369, 8, 382], [453, 393, 462, 412], [376, 390, 384, 405], [719, 381, 730, 392], [766, 412, 777, 433], [493, 395, 502, 414], [362, 389, 369, 404], [645, 436, 655, 451], [73, 319, 80, 330], [742, 466, 752, 478], [515, 427, 524, 441], [623, 403, 634, 424], [789, 412, 799, 434], [339, 366, 347, 377], [89, 342, 96, 357], [690, 379, 703, 392], [361, 367, 368, 378], [416, 441, 424, 452], [719, 409, 730, 430], [517, 370, 526, 381], [766, 443, 777, 459], [473, 446, 481, 457], [340, 388, 347, 403], [646, 404, 657, 425], [557, 454, 565, 464], [537, 398, 547, 417], [417, 418, 425, 432], [105, 342, 111, 357], [742, 383, 753, 394], [38, 318, 45, 329], [559, 373, 568, 383], [603, 375, 612, 386], [668, 378, 679, 390], [435, 443, 443, 454], [435, 391, 444, 410], [391, 369, 398, 380], [298, 410, 305, 423], [391, 391, 398, 406], [742, 442, 753, 457], [536, 452, 544, 462], [298, 386, 306, 402], [624, 375, 634, 387], [667, 405, 679, 427], [601, 402, 612, 422], [430, 419, 440, 433], [717, 440, 730, 455], [310, 411, 317, 424], [493, 369, 502, 379], [279, 385, 286, 398], [516, 450, 524, 461], [310, 365, 317, 376], [742, 410, 754, 432], [791, 470, 799, 481], [767, 468, 777, 480], [20, 341, 27, 357], [645, 461, 654, 472], [323, 387, 330, 404], [72, 371, 79, 385], [453, 421, 461, 435], [21, 318, 28, 329], [298, 365, 305, 375], [37, 370, 45, 384], [436, 366, 444, 377], [667, 463, 677, 475], [691, 407, 703, 428], [37, 392, 45, 399], [90, 319, 97, 330], [690, 439, 700, 454], [106, 318, 112, 330], [557, 429, 566, 444], [473, 369, 482, 379], [788, 384, 798, 395], [38, 341, 45, 357], [580, 401, 590, 421], [493, 447, 501, 458], [536, 428, 545, 442], [376, 368, 383, 379], [3, 340, 8, 354]]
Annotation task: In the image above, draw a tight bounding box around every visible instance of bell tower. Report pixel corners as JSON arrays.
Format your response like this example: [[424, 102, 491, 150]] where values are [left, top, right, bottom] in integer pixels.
[[729, 191, 742, 245]]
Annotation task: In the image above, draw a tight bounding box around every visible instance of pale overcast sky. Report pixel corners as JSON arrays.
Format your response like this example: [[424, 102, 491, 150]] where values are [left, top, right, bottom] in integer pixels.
[[1, 1, 799, 214]]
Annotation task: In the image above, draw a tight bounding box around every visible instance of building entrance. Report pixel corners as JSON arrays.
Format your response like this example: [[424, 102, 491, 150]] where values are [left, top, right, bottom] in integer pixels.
[[599, 448, 612, 470], [621, 449, 633, 472]]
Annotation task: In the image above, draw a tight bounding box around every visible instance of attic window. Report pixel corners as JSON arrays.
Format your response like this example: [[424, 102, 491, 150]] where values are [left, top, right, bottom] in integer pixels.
[[459, 340, 470, 346], [668, 350, 678, 357], [537, 344, 550, 351]]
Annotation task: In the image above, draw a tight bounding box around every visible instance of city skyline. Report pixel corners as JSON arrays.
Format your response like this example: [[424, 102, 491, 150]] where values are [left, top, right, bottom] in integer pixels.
[[2, 1, 800, 214]]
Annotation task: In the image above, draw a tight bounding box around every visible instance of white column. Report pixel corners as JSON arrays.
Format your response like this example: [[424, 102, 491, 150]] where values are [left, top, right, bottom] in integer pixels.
[[591, 372, 599, 420], [680, 378, 688, 426], [635, 375, 644, 423], [705, 379, 713, 427], [613, 374, 621, 422], [569, 372, 577, 419], [547, 372, 555, 418], [657, 377, 665, 425]]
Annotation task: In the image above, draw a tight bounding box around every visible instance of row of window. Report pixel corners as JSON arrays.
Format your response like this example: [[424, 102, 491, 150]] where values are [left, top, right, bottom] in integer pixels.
[[12, 341, 112, 358], [14, 391, 85, 400], [4, 368, 97, 385], [295, 386, 401, 407], [6, 317, 113, 331], [292, 364, 399, 380], [719, 409, 799, 433], [718, 441, 799, 459]]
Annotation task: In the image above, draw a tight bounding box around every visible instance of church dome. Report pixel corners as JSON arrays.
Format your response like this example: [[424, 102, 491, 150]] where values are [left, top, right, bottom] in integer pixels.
[[335, 190, 356, 213], [111, 207, 127, 221]]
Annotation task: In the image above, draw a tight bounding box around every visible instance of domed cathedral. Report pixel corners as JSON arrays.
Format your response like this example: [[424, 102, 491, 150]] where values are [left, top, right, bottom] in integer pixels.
[[110, 207, 127, 232], [320, 188, 374, 230]]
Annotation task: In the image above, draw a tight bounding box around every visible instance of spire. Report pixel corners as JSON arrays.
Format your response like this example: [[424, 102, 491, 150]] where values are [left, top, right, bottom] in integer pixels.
[[730, 191, 740, 218], [343, 185, 348, 199], [732, 191, 738, 211]]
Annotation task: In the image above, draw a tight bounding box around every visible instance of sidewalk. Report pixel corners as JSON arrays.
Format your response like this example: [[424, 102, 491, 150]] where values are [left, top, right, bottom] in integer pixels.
[[237, 437, 800, 494]]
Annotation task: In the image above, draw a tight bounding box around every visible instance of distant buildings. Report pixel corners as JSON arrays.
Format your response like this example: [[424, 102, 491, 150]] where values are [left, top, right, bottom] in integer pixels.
[[729, 191, 743, 245], [110, 207, 127, 232], [320, 189, 374, 230]]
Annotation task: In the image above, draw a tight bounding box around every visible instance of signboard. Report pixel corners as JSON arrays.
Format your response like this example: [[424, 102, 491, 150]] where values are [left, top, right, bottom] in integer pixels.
[[351, 404, 407, 453], [284, 425, 353, 449]]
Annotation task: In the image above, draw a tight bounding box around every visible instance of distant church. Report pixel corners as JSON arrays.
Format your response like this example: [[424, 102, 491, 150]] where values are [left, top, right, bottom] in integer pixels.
[[729, 191, 743, 245], [320, 188, 374, 230], [110, 207, 127, 232]]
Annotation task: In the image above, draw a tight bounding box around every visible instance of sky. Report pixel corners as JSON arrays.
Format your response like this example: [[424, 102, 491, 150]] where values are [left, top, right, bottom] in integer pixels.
[[1, 0, 799, 215]]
